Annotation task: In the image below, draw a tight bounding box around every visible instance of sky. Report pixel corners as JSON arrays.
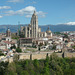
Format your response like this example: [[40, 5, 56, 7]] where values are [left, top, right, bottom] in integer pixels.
[[0, 0, 75, 25]]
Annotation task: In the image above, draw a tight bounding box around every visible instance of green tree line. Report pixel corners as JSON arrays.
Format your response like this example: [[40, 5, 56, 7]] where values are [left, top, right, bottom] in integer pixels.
[[0, 53, 75, 75]]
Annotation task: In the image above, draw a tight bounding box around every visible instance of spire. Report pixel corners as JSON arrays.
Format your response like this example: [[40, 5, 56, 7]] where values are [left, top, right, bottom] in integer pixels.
[[34, 10, 36, 14], [18, 21, 20, 30], [33, 10, 36, 15], [18, 21, 20, 36], [47, 26, 50, 31]]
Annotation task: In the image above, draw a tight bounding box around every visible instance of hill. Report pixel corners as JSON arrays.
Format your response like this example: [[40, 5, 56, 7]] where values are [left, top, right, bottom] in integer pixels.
[[0, 24, 75, 33]]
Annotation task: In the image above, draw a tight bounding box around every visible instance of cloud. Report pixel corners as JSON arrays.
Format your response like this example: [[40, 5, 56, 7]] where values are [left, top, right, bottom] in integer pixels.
[[7, 0, 24, 3], [17, 6, 36, 15], [0, 16, 3, 18], [59, 22, 75, 25], [32, 1, 37, 4], [65, 22, 75, 25], [7, 0, 37, 5], [4, 10, 16, 16], [4, 6, 36, 16], [3, 6, 46, 18], [37, 11, 47, 18], [0, 6, 11, 9], [25, 15, 32, 18]]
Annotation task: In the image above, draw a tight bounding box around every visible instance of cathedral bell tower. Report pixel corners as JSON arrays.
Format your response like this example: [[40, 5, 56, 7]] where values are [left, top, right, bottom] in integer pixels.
[[31, 11, 38, 38]]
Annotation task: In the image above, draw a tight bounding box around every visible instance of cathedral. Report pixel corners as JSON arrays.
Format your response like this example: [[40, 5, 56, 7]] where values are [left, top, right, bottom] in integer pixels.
[[20, 11, 52, 38]]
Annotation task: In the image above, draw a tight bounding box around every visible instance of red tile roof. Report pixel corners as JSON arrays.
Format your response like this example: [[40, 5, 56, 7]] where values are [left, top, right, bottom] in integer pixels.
[[3, 41, 15, 44]]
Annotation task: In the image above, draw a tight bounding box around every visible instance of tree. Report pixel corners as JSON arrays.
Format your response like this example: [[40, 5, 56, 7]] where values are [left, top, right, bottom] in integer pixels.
[[10, 45, 16, 49], [72, 45, 75, 50], [1, 54, 75, 75], [5, 62, 17, 75], [16, 64, 23, 75], [20, 70, 29, 75], [16, 48, 22, 53], [0, 51, 4, 56], [38, 46, 41, 51], [33, 59, 39, 68], [63, 34, 68, 38], [45, 42, 47, 46], [50, 60, 63, 75], [54, 32, 61, 35], [70, 62, 75, 69], [52, 45, 56, 50], [8, 62, 16, 72], [43, 65, 50, 75], [39, 42, 43, 46], [30, 70, 36, 75], [46, 55, 49, 64], [21, 60, 29, 70], [50, 53, 58, 61], [65, 40, 68, 43], [20, 33, 25, 38], [5, 71, 17, 75], [11, 34, 19, 40], [0, 62, 8, 75], [43, 56, 50, 75]]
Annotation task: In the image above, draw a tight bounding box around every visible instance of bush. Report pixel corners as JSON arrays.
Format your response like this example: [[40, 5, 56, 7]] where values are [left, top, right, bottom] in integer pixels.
[[16, 48, 22, 53], [10, 45, 16, 49], [0, 51, 4, 56]]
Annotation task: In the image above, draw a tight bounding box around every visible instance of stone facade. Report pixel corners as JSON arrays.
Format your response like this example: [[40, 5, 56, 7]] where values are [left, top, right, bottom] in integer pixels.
[[19, 38, 33, 46]]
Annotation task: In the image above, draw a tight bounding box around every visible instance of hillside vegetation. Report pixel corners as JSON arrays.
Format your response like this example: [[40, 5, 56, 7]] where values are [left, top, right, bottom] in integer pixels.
[[0, 53, 75, 75]]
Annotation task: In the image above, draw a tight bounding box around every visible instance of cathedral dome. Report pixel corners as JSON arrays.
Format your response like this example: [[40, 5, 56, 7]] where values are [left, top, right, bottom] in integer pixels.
[[46, 27, 51, 33], [46, 30, 51, 33]]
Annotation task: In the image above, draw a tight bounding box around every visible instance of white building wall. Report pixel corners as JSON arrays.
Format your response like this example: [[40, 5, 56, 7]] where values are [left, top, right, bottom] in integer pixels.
[[6, 37, 11, 41], [0, 46, 6, 50]]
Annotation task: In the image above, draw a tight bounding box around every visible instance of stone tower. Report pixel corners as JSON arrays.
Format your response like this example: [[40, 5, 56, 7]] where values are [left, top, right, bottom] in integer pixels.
[[6, 28, 11, 37], [31, 11, 38, 38]]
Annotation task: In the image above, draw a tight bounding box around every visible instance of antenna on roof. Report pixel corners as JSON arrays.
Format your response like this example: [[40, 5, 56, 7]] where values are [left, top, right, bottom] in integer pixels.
[[18, 21, 20, 36]]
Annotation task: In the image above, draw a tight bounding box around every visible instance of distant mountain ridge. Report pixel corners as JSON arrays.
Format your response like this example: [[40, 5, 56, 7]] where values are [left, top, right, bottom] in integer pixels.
[[0, 24, 75, 33]]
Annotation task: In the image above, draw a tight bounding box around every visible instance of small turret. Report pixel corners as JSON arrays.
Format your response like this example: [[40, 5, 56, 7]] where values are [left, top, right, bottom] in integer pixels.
[[6, 28, 11, 37]]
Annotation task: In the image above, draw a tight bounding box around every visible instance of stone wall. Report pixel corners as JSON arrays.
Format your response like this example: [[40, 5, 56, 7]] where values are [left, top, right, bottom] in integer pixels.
[[19, 52, 75, 60], [64, 52, 75, 58], [1, 52, 75, 63], [19, 54, 30, 60], [32, 53, 47, 60], [19, 52, 61, 60]]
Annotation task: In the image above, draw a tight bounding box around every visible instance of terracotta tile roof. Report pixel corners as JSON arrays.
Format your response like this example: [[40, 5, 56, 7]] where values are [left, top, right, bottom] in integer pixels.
[[3, 41, 15, 44], [3, 49, 8, 51]]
